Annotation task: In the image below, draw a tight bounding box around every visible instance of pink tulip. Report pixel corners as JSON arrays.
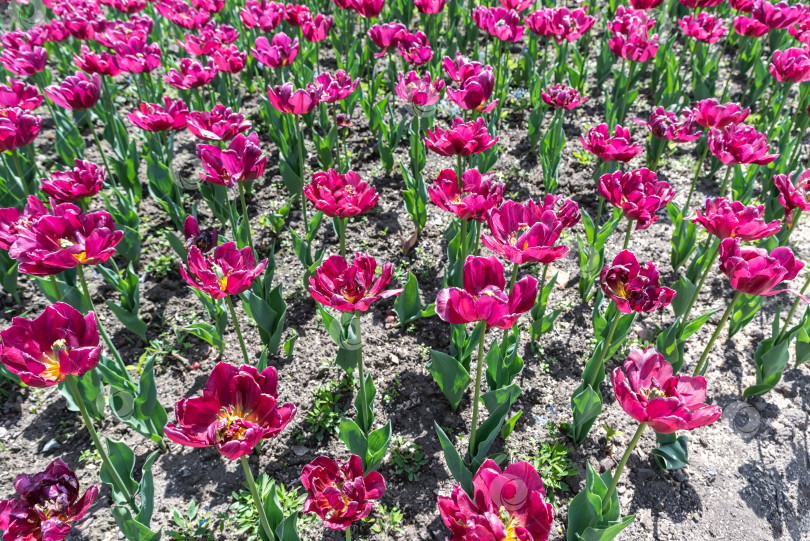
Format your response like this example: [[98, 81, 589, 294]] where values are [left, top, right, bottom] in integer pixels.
[[441, 53, 485, 83], [540, 84, 589, 109], [367, 22, 407, 56], [523, 6, 595, 42], [731, 0, 755, 11], [598, 168, 675, 230], [395, 71, 445, 107], [425, 117, 499, 157], [211, 45, 247, 73], [241, 0, 284, 32], [302, 13, 334, 42], [538, 193, 582, 228], [774, 169, 810, 226], [630, 0, 665, 8], [473, 6, 525, 42], [446, 68, 497, 113], [678, 0, 725, 7], [500, 0, 533, 10], [0, 106, 42, 152], [41, 159, 105, 203], [428, 168, 505, 222], [769, 47, 810, 82], [179, 242, 268, 299], [155, 0, 211, 29], [113, 37, 161, 73], [415, 0, 446, 13], [187, 105, 251, 141], [164, 58, 218, 90], [609, 27, 659, 62], [708, 124, 779, 166], [790, 16, 810, 43], [304, 169, 378, 218], [309, 253, 402, 312], [0, 195, 48, 250], [693, 197, 782, 240], [44, 71, 101, 110], [734, 15, 770, 36], [753, 0, 806, 29], [0, 78, 42, 110], [315, 70, 360, 103], [719, 238, 805, 296], [190, 0, 224, 12], [183, 215, 218, 253], [600, 250, 675, 313], [612, 347, 722, 433], [196, 132, 267, 188], [94, 16, 152, 47], [635, 107, 702, 142], [101, 0, 147, 13], [609, 6, 657, 35], [481, 201, 571, 265], [267, 82, 322, 114], [580, 123, 643, 162], [351, 0, 384, 17], [128, 97, 189, 132], [692, 98, 750, 128], [397, 30, 433, 65], [679, 13, 728, 43], [252, 32, 299, 68], [0, 44, 48, 75], [73, 45, 122, 76], [436, 255, 538, 329]]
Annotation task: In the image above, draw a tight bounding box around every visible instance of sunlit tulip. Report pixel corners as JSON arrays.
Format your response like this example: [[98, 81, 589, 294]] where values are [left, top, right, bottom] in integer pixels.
[[0, 195, 48, 250], [304, 169, 378, 218], [441, 53, 484, 83], [395, 70, 445, 107], [415, 0, 446, 13], [155, 0, 211, 28], [41, 159, 105, 203], [731, 0, 755, 11], [183, 215, 218, 253], [113, 37, 161, 73], [44, 71, 100, 110], [241, 0, 284, 31], [309, 253, 402, 312], [719, 238, 805, 296], [397, 30, 433, 65], [769, 47, 810, 82], [774, 169, 810, 226], [367, 22, 406, 56], [128, 97, 189, 132], [473, 6, 525, 42], [734, 14, 770, 36], [73, 45, 121, 76], [302, 13, 334, 42], [252, 32, 299, 68], [693, 197, 782, 240], [598, 168, 675, 230], [609, 27, 659, 62], [708, 124, 778, 165], [315, 70, 359, 103], [425, 117, 499, 157], [635, 107, 702, 142], [679, 13, 727, 43], [524, 6, 595, 43], [0, 78, 41, 110], [0, 106, 42, 152], [600, 250, 675, 313], [428, 168, 505, 221], [446, 68, 497, 112], [540, 84, 589, 109], [164, 58, 218, 90], [482, 201, 571, 264], [692, 98, 750, 128], [211, 45, 247, 73], [752, 0, 806, 29], [580, 123, 643, 162], [197, 132, 267, 188], [267, 82, 322, 114], [186, 105, 251, 141], [179, 242, 268, 299], [284, 2, 312, 24]]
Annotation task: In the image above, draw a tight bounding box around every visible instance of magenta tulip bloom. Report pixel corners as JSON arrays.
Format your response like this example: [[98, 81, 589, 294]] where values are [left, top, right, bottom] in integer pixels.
[[73, 44, 122, 77], [693, 197, 782, 240], [600, 250, 675, 313], [367, 22, 407, 56], [609, 28, 659, 62], [179, 242, 268, 299], [112, 37, 161, 73], [301, 455, 385, 531], [44, 71, 100, 111], [9, 209, 123, 276], [612, 348, 722, 433], [525, 6, 595, 43], [425, 117, 499, 157], [790, 16, 810, 43], [304, 169, 378, 218], [692, 99, 750, 129], [446, 68, 497, 113], [0, 107, 42, 152], [309, 253, 402, 312], [436, 255, 538, 329], [302, 13, 334, 42], [165, 362, 295, 460], [0, 78, 42, 110], [635, 107, 702, 142], [631, 0, 665, 8], [395, 70, 445, 107], [267, 82, 322, 114], [0, 195, 48, 250], [482, 201, 571, 265], [734, 15, 770, 36], [95, 17, 152, 48], [0, 45, 48, 76], [438, 459, 554, 541], [598, 168, 675, 230], [252, 32, 299, 68], [442, 53, 484, 83], [155, 0, 211, 28], [769, 47, 810, 82], [315, 70, 359, 104], [196, 132, 267, 188], [541, 84, 589, 109], [428, 168, 505, 222], [211, 45, 248, 74], [164, 58, 218, 90], [128, 97, 189, 132], [731, 0, 755, 11], [177, 25, 238, 55], [679, 0, 725, 7], [397, 30, 433, 65], [538, 193, 582, 229], [774, 169, 810, 226], [183, 215, 218, 253], [0, 302, 101, 388], [753, 0, 806, 29], [187, 106, 251, 142], [473, 6, 525, 41], [241, 0, 284, 31], [0, 458, 98, 541], [415, 0, 446, 12], [500, 0, 533, 10], [719, 238, 805, 296], [679, 13, 728, 43], [708, 124, 779, 166], [41, 159, 105, 203], [580, 123, 643, 162], [351, 0, 384, 17]]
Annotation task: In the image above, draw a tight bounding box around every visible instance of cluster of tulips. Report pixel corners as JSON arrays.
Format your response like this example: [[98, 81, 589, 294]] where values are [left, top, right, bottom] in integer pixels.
[[1, 0, 810, 537]]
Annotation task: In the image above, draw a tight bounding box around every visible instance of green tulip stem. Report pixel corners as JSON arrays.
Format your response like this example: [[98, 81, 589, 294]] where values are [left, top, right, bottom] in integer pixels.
[[65, 375, 138, 514], [296, 115, 309, 230], [591, 307, 621, 384], [238, 181, 254, 253], [225, 295, 251, 366], [239, 456, 274, 541], [681, 239, 721, 326], [77, 265, 124, 367], [353, 313, 369, 434], [777, 273, 810, 342], [333, 105, 342, 173], [692, 290, 744, 376], [87, 118, 113, 188], [469, 324, 487, 460], [501, 262, 521, 350], [12, 149, 31, 196], [783, 210, 802, 246], [49, 274, 62, 300], [604, 422, 646, 504], [345, 527, 351, 541], [684, 140, 709, 211], [718, 165, 733, 199], [338, 217, 347, 257], [622, 219, 633, 250], [768, 82, 793, 138]]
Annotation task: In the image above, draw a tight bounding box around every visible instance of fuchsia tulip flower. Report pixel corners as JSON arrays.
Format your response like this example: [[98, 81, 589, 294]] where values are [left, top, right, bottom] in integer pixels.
[[609, 6, 656, 34], [267, 82, 322, 114], [0, 45, 48, 75], [415, 0, 446, 13], [252, 33, 299, 68], [283, 1, 311, 24], [301, 455, 386, 531], [351, 0, 384, 17], [734, 15, 770, 36], [790, 16, 810, 44], [524, 6, 595, 42], [309, 253, 402, 312], [679, 13, 728, 43], [165, 362, 295, 460], [708, 124, 779, 166], [436, 255, 539, 329], [44, 71, 100, 111], [304, 169, 378, 218], [183, 215, 218, 253], [100, 0, 147, 14], [482, 201, 571, 264], [446, 68, 497, 112], [731, 0, 755, 10], [500, 0, 533, 10], [636, 107, 702, 142], [8, 207, 123, 276], [0, 78, 41, 110], [774, 169, 810, 226], [73, 45, 121, 76], [0, 302, 100, 388], [164, 58, 218, 90], [0, 107, 42, 152], [598, 168, 675, 230], [197, 132, 267, 188], [241, 0, 284, 31], [113, 37, 161, 73], [0, 195, 48, 250], [630, 0, 665, 8], [609, 27, 659, 62], [538, 193, 582, 229], [190, 0, 224, 12], [397, 30, 433, 65], [473, 6, 526, 42], [442, 54, 485, 83], [177, 24, 239, 56], [769, 47, 810, 82], [128, 97, 189, 132], [156, 0, 211, 29], [692, 99, 750, 128], [180, 242, 268, 298], [719, 238, 805, 296], [753, 0, 806, 29], [41, 159, 105, 203], [428, 168, 505, 222], [438, 459, 554, 541], [580, 123, 643, 162], [425, 117, 499, 157], [211, 45, 247, 74], [367, 22, 407, 56], [612, 348, 723, 433], [187, 105, 251, 141], [540, 84, 589, 109], [395, 71, 445, 107], [0, 458, 98, 541], [315, 71, 359, 103], [94, 16, 152, 48], [302, 13, 334, 42], [693, 197, 782, 240], [679, 0, 725, 7], [600, 250, 675, 313]]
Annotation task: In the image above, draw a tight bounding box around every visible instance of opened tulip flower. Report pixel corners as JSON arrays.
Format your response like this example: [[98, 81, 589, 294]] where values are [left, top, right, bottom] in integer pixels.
[[367, 22, 406, 56], [397, 30, 433, 65], [0, 195, 48, 250], [0, 106, 42, 152], [693, 197, 782, 240], [425, 117, 498, 157], [0, 45, 48, 76], [541, 84, 589, 109], [731, 0, 755, 10], [753, 0, 805, 29], [211, 45, 247, 73], [309, 253, 402, 312], [301, 455, 385, 530], [438, 460, 554, 541], [304, 169, 378, 219], [790, 16, 810, 43], [183, 215, 218, 253], [0, 302, 100, 387], [482, 202, 571, 265], [73, 44, 121, 76], [500, 0, 533, 10], [252, 32, 299, 68], [241, 0, 284, 32], [0, 458, 98, 541], [415, 0, 446, 13], [0, 78, 41, 110], [539, 193, 582, 229], [40, 159, 105, 203], [733, 14, 770, 36], [769, 47, 810, 82], [197, 132, 267, 188], [774, 169, 810, 227], [180, 242, 268, 299], [636, 107, 702, 142], [395, 70, 445, 107], [692, 99, 750, 128], [128, 97, 189, 132], [165, 362, 295, 459], [600, 250, 675, 313], [679, 13, 728, 43], [525, 6, 595, 43], [267, 82, 322, 114], [187, 105, 251, 141], [112, 37, 161, 73], [44, 71, 101, 110], [598, 168, 675, 231], [580, 123, 643, 162], [302, 13, 334, 42], [609, 27, 659, 62], [155, 0, 211, 28], [351, 0, 384, 17], [473, 6, 526, 42], [164, 58, 218, 90], [177, 25, 238, 56], [630, 0, 665, 8], [446, 68, 497, 113], [719, 237, 804, 296], [428, 168, 505, 222], [315, 70, 359, 103], [442, 53, 484, 83], [708, 124, 778, 165]]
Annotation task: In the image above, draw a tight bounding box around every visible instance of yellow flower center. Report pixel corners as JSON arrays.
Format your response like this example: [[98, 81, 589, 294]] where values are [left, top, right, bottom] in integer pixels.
[[213, 264, 229, 290], [499, 507, 520, 541]]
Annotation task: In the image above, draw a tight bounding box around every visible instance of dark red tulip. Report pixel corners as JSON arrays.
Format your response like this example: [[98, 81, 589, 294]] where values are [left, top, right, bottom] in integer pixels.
[[693, 197, 782, 240], [309, 253, 402, 312], [719, 238, 805, 296], [600, 250, 675, 313], [598, 168, 675, 230], [482, 201, 571, 264], [179, 242, 268, 298], [428, 168, 505, 222], [425, 117, 499, 157], [304, 169, 378, 218], [40, 159, 105, 203]]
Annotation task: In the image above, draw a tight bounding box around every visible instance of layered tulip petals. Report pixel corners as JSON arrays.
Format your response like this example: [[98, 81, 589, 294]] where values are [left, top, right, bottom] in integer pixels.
[[308, 253, 402, 312], [598, 168, 675, 230], [718, 238, 805, 297], [600, 250, 675, 313]]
